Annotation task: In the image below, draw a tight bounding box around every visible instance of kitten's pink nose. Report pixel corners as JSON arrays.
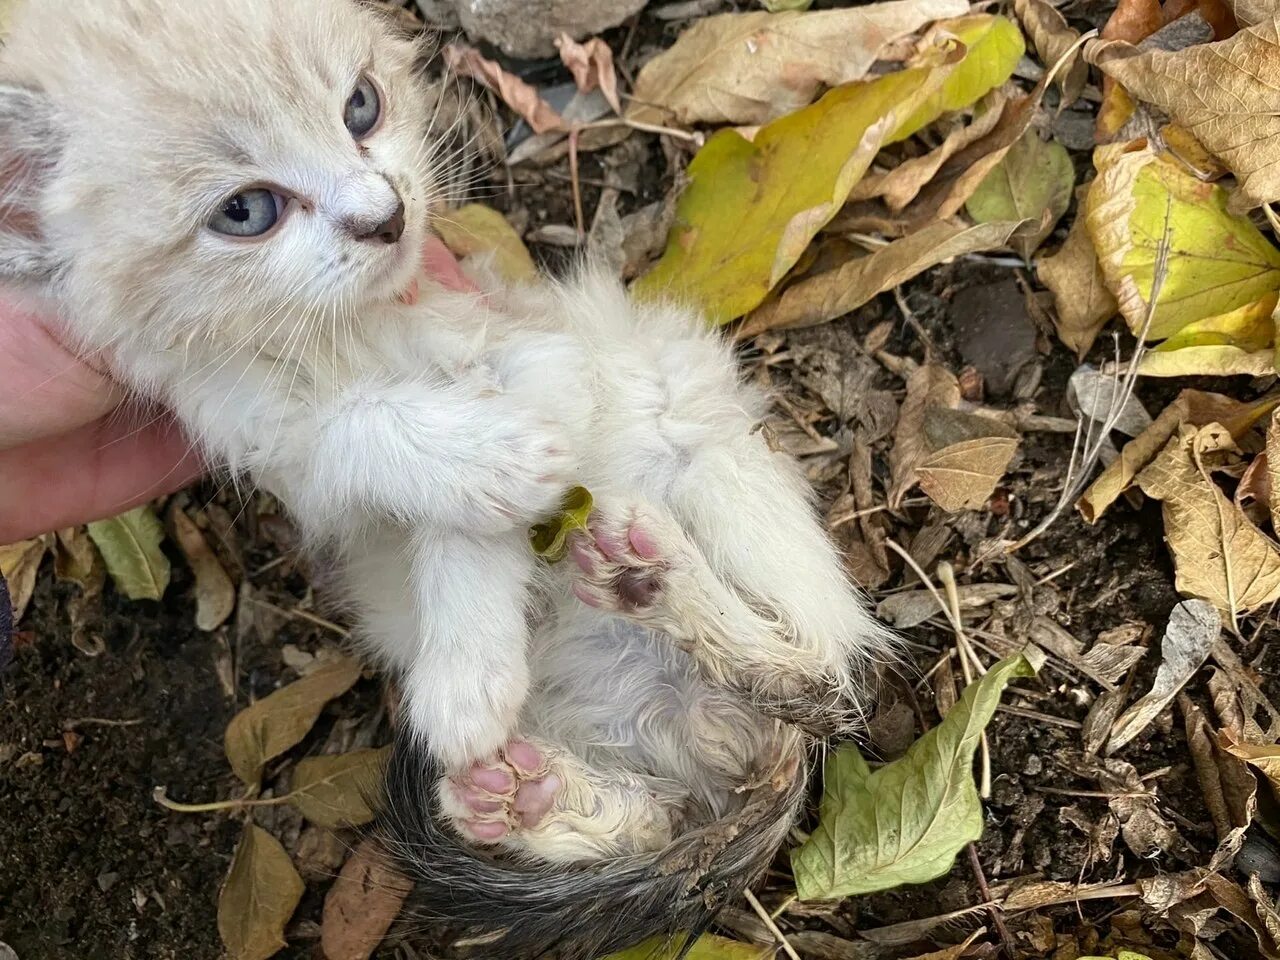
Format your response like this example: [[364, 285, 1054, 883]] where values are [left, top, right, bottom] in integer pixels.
[[355, 200, 406, 244]]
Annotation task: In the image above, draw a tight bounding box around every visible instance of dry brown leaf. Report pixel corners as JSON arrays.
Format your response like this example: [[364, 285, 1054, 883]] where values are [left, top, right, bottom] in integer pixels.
[[1106, 600, 1219, 752], [626, 0, 968, 127], [0, 536, 48, 623], [887, 363, 961, 510], [1013, 0, 1088, 104], [1039, 203, 1121, 359], [1079, 388, 1280, 522], [218, 824, 305, 960], [443, 44, 564, 134], [914, 408, 1020, 512], [320, 839, 413, 960], [556, 33, 620, 115], [53, 527, 99, 588], [739, 219, 1032, 337], [167, 504, 235, 632], [901, 89, 1045, 225], [1087, 22, 1280, 211], [1266, 409, 1280, 532], [224, 656, 363, 788], [1182, 697, 1256, 869], [1136, 422, 1280, 616], [289, 747, 390, 829], [848, 91, 1006, 211]]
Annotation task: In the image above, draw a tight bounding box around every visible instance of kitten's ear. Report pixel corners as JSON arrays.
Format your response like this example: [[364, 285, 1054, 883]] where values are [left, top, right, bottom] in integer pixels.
[[0, 82, 62, 284]]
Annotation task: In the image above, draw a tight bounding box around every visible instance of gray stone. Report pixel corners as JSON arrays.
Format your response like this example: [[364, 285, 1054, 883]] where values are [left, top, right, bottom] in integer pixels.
[[452, 0, 649, 59]]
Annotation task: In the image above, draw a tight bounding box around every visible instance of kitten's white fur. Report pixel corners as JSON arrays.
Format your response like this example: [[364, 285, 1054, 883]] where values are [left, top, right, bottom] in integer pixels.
[[0, 0, 892, 860]]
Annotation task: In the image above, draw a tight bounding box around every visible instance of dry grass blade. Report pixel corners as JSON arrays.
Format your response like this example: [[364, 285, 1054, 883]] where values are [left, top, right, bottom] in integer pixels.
[[1006, 204, 1173, 553]]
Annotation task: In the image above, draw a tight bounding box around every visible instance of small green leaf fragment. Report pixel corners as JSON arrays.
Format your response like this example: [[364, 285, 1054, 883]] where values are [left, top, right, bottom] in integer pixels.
[[87, 505, 170, 601], [530, 486, 595, 562]]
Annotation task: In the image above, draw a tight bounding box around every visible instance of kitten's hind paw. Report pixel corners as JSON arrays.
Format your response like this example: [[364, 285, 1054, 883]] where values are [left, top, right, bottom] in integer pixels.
[[567, 508, 675, 613], [438, 740, 562, 844]]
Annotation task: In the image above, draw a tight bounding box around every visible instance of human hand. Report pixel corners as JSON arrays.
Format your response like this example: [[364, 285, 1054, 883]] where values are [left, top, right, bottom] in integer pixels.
[[0, 235, 480, 544]]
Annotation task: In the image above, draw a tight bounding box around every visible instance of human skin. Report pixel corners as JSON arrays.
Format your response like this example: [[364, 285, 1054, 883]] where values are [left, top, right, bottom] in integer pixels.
[[0, 235, 476, 544]]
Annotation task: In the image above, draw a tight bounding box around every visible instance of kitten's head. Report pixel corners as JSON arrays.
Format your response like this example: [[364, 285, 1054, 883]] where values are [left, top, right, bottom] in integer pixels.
[[0, 0, 444, 353]]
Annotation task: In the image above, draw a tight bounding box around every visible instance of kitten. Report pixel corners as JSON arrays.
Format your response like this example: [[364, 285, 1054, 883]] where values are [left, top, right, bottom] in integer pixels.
[[0, 0, 893, 948]]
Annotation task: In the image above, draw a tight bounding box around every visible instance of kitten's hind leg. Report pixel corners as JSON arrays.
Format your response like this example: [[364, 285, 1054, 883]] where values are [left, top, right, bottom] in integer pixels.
[[568, 502, 863, 734], [437, 737, 678, 862]]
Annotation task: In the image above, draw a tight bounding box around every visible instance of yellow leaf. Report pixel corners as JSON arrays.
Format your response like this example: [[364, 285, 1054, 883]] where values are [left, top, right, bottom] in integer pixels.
[[1137, 294, 1279, 378], [1135, 422, 1280, 615], [626, 0, 969, 127], [1222, 733, 1280, 805], [0, 535, 49, 623], [1079, 389, 1280, 523], [894, 15, 1027, 141], [1087, 23, 1280, 211], [289, 747, 390, 829], [965, 130, 1074, 259], [225, 656, 363, 788], [634, 15, 1023, 323], [1086, 142, 1280, 342], [434, 204, 537, 283], [604, 934, 772, 960], [218, 824, 305, 960], [739, 219, 1032, 336], [1038, 197, 1119, 359]]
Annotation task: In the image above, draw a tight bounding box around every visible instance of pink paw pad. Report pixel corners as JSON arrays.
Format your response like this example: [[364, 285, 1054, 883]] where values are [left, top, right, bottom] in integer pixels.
[[446, 740, 562, 844], [569, 515, 669, 613]]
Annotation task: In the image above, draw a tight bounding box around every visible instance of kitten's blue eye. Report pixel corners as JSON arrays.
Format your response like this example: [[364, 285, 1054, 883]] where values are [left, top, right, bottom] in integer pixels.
[[209, 189, 281, 237], [344, 75, 381, 138]]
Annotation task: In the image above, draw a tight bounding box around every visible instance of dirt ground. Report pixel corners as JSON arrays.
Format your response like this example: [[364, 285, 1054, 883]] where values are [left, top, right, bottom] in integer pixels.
[[3, 1, 1279, 959]]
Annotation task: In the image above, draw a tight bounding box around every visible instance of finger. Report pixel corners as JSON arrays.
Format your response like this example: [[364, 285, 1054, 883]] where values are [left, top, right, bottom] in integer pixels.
[[0, 409, 202, 543], [421, 234, 480, 294], [0, 298, 123, 449]]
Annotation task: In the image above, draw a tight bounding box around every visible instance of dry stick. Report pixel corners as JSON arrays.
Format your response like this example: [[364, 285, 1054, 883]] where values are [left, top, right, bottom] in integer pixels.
[[152, 785, 294, 814], [568, 128, 585, 238], [966, 845, 1016, 960], [743, 889, 801, 960], [937, 561, 992, 800], [1005, 208, 1173, 554]]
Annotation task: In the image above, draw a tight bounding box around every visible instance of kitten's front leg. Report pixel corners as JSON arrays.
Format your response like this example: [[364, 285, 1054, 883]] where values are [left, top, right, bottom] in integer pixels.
[[399, 527, 536, 768], [173, 361, 571, 534]]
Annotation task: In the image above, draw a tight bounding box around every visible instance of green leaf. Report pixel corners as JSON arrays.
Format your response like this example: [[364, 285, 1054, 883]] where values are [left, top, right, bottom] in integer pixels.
[[966, 130, 1073, 260], [791, 650, 1041, 900], [530, 486, 594, 562], [633, 15, 1023, 324], [224, 656, 363, 788], [218, 824, 305, 960], [289, 747, 390, 828], [86, 505, 170, 601], [604, 934, 773, 960]]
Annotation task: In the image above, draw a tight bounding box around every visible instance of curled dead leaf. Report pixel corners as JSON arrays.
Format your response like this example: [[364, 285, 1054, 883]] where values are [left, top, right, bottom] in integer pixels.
[[0, 536, 49, 623], [443, 44, 564, 134], [1136, 422, 1280, 616], [168, 504, 235, 632], [225, 655, 363, 788]]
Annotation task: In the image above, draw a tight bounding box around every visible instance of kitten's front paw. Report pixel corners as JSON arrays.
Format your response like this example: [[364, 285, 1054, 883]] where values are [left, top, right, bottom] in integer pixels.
[[438, 740, 562, 843], [567, 508, 677, 613], [470, 417, 575, 527]]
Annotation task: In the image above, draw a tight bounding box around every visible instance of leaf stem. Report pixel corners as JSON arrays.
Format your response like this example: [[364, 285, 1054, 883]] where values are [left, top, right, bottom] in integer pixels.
[[153, 785, 295, 814]]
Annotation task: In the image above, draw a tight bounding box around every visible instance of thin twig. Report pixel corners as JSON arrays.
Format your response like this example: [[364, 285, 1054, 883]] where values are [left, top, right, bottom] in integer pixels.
[[743, 889, 800, 960], [568, 128, 585, 238], [153, 785, 292, 814], [967, 844, 1016, 959]]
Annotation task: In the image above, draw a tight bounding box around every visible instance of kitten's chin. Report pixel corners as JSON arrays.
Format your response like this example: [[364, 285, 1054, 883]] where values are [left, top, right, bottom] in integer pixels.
[[365, 229, 425, 304]]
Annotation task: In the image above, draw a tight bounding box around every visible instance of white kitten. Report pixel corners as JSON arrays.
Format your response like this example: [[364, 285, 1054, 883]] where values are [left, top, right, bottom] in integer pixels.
[[0, 0, 893, 884]]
